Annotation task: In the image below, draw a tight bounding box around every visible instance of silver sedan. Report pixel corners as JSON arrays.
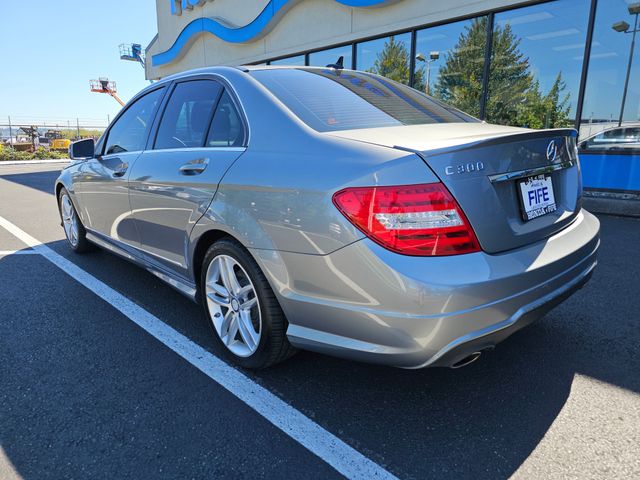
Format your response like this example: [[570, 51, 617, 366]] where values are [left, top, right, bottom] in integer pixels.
[[57, 66, 599, 369]]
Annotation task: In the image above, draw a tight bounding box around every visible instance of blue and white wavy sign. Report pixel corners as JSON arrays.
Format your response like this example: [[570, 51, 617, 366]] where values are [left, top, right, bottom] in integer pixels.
[[153, 0, 401, 67]]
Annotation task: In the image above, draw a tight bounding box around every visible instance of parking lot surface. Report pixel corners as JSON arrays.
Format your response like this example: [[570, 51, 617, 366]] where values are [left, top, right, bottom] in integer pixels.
[[1, 162, 639, 479]]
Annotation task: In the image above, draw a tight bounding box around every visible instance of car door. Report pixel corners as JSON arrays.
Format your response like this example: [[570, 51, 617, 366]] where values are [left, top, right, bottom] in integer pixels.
[[74, 87, 166, 246], [128, 78, 247, 276]]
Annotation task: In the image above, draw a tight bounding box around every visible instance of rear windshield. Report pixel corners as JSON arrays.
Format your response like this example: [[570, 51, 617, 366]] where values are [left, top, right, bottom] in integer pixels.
[[250, 68, 477, 132]]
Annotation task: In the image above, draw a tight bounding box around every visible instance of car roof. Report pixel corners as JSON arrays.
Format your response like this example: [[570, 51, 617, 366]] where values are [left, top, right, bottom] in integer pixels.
[[155, 64, 352, 81], [139, 65, 357, 97]]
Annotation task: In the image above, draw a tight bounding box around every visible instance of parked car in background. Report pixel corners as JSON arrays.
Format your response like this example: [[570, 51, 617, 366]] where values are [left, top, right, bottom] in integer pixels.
[[579, 124, 640, 192], [56, 66, 599, 370]]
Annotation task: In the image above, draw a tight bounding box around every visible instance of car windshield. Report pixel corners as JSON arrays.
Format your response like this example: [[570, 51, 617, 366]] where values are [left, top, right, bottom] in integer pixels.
[[250, 68, 477, 132]]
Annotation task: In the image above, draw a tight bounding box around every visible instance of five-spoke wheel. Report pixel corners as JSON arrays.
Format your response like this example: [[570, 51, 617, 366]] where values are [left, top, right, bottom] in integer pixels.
[[58, 188, 91, 253], [61, 193, 79, 248], [200, 239, 295, 369], [205, 255, 261, 357]]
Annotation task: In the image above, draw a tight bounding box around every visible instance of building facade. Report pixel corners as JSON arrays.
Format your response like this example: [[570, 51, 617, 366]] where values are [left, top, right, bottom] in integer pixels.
[[146, 0, 640, 193]]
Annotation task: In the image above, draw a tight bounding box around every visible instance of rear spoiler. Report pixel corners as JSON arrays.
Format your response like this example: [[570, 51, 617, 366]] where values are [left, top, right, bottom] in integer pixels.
[[414, 128, 578, 158]]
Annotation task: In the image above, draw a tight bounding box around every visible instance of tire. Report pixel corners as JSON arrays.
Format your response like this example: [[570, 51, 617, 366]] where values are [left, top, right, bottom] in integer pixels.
[[200, 238, 296, 369], [58, 187, 92, 253]]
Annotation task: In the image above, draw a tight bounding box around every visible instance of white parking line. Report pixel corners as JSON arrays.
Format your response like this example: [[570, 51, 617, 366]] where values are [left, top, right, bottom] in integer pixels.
[[0, 215, 397, 480], [0, 249, 38, 256]]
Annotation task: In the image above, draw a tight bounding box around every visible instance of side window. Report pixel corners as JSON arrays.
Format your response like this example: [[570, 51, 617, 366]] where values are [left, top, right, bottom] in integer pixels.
[[206, 90, 246, 147], [104, 88, 164, 155], [155, 80, 222, 150], [583, 127, 640, 152]]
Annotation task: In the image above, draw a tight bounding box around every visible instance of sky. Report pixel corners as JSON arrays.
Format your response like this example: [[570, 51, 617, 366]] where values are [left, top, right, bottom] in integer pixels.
[[0, 1, 157, 129]]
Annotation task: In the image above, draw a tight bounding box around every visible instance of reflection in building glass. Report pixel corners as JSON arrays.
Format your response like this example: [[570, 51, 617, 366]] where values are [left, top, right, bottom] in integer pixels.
[[357, 33, 412, 85], [487, 0, 590, 129]]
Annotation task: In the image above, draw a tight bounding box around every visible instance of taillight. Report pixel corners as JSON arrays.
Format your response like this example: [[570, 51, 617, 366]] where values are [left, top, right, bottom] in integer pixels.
[[332, 183, 480, 256]]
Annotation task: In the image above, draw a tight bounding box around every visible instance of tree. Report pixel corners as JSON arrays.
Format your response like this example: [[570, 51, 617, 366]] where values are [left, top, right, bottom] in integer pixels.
[[368, 36, 424, 87], [515, 73, 571, 129], [541, 72, 571, 128], [433, 17, 490, 117], [484, 22, 533, 124], [433, 17, 571, 128]]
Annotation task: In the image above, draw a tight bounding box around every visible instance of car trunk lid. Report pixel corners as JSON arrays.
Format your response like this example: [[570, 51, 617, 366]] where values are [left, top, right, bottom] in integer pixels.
[[327, 124, 582, 253]]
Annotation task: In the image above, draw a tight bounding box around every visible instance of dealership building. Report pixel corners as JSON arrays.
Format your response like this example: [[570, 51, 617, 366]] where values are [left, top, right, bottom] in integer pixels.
[[146, 0, 640, 194]]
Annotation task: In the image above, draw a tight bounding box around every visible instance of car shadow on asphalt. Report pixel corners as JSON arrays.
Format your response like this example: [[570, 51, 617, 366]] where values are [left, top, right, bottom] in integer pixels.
[[1, 169, 637, 478], [0, 245, 343, 480], [0, 169, 62, 196], [241, 213, 640, 479]]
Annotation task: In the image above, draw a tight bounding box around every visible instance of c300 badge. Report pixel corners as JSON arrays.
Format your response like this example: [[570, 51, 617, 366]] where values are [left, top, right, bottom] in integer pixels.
[[445, 161, 485, 176]]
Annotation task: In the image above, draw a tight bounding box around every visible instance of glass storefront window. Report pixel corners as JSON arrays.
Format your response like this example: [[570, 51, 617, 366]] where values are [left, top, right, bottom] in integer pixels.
[[308, 45, 353, 68], [356, 33, 412, 84], [487, 0, 590, 129], [580, 0, 640, 137], [413, 17, 488, 117], [269, 55, 306, 66]]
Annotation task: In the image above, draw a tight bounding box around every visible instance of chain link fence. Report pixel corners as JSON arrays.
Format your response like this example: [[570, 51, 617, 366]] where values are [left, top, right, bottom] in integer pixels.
[[0, 116, 108, 160]]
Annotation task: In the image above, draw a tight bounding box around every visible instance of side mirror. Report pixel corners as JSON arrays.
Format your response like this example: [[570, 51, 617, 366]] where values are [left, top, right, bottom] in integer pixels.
[[69, 138, 95, 160]]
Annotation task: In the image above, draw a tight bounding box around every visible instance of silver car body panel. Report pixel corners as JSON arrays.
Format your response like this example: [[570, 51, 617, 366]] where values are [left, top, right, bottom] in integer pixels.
[[129, 146, 246, 275], [252, 210, 598, 367], [56, 66, 600, 368]]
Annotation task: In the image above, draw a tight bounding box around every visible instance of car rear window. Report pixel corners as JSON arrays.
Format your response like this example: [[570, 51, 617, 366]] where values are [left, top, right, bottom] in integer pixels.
[[250, 68, 477, 132]]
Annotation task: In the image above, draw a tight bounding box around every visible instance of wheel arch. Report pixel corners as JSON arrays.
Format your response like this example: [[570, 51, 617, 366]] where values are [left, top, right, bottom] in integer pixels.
[[55, 181, 65, 200], [191, 228, 235, 298], [55, 180, 74, 220]]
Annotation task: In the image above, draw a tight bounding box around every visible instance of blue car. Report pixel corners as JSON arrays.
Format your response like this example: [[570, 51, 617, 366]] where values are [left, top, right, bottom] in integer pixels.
[[579, 124, 640, 192]]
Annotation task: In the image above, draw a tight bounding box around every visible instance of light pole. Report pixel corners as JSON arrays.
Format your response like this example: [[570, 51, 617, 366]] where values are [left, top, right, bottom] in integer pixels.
[[612, 2, 640, 127], [415, 51, 440, 95]]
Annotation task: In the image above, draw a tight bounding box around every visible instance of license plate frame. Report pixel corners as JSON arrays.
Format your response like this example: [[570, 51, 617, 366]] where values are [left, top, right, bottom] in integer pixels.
[[517, 174, 557, 222]]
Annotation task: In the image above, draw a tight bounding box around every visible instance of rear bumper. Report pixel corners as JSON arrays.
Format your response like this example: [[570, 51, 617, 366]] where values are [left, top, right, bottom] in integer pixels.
[[252, 209, 600, 368], [419, 260, 594, 368]]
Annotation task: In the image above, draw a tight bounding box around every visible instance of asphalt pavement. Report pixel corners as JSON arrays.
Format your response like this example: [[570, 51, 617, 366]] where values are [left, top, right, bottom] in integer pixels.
[[0, 162, 638, 479]]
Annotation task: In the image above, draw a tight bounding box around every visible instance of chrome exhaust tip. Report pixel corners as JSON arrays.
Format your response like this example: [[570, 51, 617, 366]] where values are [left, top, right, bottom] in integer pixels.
[[450, 351, 482, 369]]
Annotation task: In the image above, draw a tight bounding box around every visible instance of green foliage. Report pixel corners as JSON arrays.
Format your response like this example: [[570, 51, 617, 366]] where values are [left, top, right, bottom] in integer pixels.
[[368, 36, 423, 86], [430, 17, 572, 128], [0, 146, 68, 161], [432, 18, 489, 117], [60, 129, 104, 140], [483, 23, 532, 124]]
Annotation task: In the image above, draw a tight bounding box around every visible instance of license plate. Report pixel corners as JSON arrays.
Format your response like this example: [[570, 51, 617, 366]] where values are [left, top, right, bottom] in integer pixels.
[[518, 174, 557, 221]]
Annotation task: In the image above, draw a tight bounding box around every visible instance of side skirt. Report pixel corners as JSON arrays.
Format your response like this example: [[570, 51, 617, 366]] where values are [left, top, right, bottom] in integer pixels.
[[85, 231, 198, 302]]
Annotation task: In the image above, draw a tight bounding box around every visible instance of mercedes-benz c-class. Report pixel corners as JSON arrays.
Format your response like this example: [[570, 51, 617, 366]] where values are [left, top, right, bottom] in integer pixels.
[[57, 65, 599, 369]]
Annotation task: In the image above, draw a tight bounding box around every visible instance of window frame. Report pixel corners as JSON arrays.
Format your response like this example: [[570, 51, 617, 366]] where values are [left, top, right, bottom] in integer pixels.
[[205, 89, 248, 148], [99, 85, 167, 157], [151, 78, 224, 151], [147, 73, 250, 151]]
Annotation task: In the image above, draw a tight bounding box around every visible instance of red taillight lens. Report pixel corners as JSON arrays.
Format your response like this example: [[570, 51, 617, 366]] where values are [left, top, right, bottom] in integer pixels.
[[332, 183, 481, 256]]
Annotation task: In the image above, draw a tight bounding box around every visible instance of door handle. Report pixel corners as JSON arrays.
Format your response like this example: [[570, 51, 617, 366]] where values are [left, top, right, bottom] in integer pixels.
[[112, 163, 128, 178], [179, 158, 209, 175]]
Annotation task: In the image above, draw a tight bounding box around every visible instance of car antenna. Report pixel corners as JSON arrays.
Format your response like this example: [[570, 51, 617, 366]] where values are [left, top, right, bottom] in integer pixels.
[[326, 56, 344, 70]]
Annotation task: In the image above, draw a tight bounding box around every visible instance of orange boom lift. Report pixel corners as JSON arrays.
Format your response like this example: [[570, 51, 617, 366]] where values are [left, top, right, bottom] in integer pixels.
[[89, 78, 125, 107]]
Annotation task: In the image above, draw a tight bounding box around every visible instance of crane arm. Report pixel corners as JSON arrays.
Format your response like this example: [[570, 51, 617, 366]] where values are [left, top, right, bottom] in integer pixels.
[[109, 91, 125, 107]]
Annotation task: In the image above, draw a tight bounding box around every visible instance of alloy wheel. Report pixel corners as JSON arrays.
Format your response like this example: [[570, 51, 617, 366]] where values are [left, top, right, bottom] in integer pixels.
[[205, 254, 262, 357], [61, 194, 79, 247]]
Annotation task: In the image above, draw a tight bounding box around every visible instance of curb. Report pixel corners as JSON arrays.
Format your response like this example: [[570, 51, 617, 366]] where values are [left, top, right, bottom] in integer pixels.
[[0, 159, 71, 166], [583, 192, 640, 218]]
